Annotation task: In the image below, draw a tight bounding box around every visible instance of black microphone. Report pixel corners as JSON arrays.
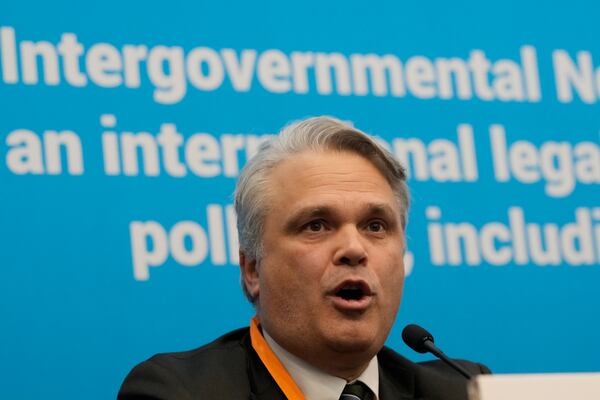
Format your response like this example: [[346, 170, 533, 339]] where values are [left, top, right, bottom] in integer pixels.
[[402, 324, 473, 379]]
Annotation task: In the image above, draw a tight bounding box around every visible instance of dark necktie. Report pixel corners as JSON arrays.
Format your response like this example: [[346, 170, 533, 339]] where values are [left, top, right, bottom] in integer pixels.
[[339, 381, 374, 400]]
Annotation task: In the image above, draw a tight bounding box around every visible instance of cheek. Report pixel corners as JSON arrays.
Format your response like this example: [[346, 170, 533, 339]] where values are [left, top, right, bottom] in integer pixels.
[[378, 251, 405, 298], [262, 245, 321, 282], [260, 244, 327, 297]]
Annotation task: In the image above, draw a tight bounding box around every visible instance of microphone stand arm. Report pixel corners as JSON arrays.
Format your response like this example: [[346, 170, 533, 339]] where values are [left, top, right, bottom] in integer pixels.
[[423, 339, 473, 380]]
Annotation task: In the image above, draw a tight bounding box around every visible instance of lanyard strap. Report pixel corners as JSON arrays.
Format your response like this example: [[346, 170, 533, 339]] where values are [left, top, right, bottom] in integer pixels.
[[250, 316, 306, 400]]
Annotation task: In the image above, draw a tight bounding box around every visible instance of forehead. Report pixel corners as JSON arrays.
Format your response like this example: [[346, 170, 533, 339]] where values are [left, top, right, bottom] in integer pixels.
[[266, 150, 398, 213]]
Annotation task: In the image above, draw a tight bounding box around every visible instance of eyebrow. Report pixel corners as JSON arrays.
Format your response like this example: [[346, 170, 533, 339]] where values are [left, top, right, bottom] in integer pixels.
[[284, 206, 335, 233], [364, 203, 397, 218], [362, 203, 400, 228]]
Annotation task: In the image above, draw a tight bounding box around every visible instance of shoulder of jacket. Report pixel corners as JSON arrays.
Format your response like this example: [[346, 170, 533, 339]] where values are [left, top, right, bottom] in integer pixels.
[[119, 327, 253, 399]]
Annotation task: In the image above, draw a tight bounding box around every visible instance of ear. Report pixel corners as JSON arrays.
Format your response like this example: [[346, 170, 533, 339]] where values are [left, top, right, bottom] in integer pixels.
[[239, 251, 260, 300]]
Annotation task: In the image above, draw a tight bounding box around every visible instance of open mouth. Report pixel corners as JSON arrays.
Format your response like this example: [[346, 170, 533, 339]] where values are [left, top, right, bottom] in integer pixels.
[[336, 285, 366, 301], [332, 281, 372, 302]]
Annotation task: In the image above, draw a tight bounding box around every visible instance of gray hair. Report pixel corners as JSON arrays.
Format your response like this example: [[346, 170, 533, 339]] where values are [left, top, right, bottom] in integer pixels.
[[235, 116, 409, 301]]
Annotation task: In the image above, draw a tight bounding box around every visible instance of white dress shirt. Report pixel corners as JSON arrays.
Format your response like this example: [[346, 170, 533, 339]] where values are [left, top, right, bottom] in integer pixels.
[[263, 329, 379, 400]]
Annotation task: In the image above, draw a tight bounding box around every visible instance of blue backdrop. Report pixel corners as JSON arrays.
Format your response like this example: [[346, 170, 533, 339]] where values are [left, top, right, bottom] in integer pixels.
[[1, 1, 599, 398]]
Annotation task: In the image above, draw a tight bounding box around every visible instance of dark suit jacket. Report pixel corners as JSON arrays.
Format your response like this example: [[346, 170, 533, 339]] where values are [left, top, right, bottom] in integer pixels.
[[118, 327, 489, 400]]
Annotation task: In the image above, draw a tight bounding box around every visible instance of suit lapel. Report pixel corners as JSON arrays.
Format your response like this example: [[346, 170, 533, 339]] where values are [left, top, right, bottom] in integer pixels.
[[244, 332, 288, 400], [378, 347, 420, 400]]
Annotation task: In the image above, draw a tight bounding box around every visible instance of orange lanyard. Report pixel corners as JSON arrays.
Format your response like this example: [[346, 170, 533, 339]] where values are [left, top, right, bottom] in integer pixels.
[[250, 316, 306, 400]]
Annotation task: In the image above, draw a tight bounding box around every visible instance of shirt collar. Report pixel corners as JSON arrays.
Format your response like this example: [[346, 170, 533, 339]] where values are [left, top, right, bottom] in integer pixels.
[[263, 329, 379, 400]]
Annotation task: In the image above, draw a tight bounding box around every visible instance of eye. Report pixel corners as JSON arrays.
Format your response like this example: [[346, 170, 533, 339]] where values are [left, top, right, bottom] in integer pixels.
[[305, 220, 326, 232], [367, 220, 386, 232]]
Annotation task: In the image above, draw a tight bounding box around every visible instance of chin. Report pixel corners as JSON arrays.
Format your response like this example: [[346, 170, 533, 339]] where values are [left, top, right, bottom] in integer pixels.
[[322, 325, 381, 355], [329, 339, 374, 355]]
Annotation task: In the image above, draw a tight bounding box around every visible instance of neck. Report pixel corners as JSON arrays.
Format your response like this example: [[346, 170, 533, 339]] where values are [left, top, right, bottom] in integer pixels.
[[266, 330, 373, 381], [261, 327, 380, 400], [306, 350, 371, 381]]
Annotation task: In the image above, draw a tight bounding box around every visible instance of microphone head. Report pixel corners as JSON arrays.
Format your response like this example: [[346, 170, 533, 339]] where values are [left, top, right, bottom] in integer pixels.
[[402, 324, 435, 354]]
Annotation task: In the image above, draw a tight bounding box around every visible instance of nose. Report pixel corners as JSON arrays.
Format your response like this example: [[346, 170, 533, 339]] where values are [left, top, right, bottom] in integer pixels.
[[333, 225, 368, 267]]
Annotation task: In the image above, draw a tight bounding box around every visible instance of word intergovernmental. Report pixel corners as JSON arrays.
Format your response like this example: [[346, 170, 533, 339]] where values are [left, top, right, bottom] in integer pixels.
[[0, 26, 552, 104]]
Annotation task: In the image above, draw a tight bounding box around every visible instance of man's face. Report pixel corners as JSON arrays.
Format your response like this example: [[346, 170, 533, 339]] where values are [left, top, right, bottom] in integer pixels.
[[243, 150, 405, 376]]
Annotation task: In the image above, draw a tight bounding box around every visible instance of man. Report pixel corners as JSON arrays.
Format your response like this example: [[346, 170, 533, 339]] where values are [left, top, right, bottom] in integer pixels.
[[118, 116, 488, 400]]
